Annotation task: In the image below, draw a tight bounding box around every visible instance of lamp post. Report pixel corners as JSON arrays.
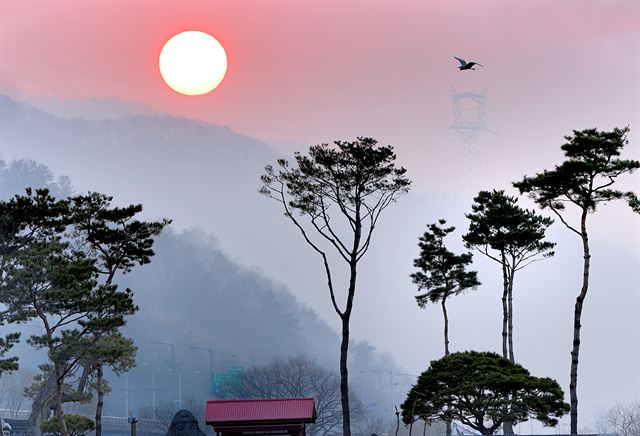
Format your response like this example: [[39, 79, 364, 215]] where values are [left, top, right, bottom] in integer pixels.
[[150, 341, 175, 371], [151, 341, 179, 408], [177, 373, 183, 409], [189, 345, 214, 377], [147, 368, 173, 420], [151, 371, 156, 420], [361, 369, 394, 412]]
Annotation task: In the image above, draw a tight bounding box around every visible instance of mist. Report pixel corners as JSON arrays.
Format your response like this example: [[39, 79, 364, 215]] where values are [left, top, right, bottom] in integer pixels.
[[0, 91, 638, 434]]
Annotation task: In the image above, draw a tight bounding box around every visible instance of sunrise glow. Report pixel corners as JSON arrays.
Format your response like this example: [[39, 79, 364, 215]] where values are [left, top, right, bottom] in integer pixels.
[[159, 31, 227, 96]]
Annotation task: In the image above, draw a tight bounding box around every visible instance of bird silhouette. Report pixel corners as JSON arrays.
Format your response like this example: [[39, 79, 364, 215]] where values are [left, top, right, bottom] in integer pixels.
[[454, 57, 484, 70]]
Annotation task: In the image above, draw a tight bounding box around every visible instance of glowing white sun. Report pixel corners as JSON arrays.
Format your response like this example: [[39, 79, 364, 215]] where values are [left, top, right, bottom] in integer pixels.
[[159, 31, 228, 96]]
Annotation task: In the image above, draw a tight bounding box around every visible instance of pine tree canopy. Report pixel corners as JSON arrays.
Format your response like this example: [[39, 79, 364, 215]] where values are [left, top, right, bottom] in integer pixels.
[[401, 351, 570, 435]]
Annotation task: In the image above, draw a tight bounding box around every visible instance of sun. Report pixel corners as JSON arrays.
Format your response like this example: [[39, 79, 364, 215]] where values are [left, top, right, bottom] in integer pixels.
[[159, 31, 228, 96]]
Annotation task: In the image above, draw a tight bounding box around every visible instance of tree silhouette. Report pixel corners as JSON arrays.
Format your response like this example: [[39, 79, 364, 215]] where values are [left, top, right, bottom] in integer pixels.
[[0, 189, 67, 377], [4, 239, 99, 436], [514, 126, 639, 434], [69, 192, 169, 436], [411, 220, 479, 356], [401, 351, 569, 435], [463, 190, 554, 363], [260, 137, 410, 436], [1, 189, 168, 436]]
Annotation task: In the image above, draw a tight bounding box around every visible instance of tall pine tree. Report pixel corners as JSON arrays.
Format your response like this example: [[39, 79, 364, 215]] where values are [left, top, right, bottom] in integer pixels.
[[463, 190, 554, 363], [514, 127, 639, 434]]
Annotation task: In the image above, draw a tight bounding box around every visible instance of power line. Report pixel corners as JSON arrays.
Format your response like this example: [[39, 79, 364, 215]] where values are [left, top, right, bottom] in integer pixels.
[[0, 69, 454, 138], [0, 48, 433, 108], [0, 49, 460, 138]]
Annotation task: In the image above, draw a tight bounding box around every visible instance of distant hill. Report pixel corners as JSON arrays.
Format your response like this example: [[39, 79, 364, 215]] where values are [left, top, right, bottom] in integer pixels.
[[0, 94, 287, 263], [0, 88, 159, 120], [0, 153, 401, 422]]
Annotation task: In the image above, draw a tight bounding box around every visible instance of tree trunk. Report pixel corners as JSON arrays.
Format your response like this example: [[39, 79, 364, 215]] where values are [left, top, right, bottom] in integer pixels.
[[503, 421, 514, 435], [53, 363, 69, 436], [340, 315, 351, 436], [502, 257, 515, 435], [500, 256, 509, 360], [507, 273, 515, 363], [339, 211, 361, 436], [27, 373, 56, 436], [95, 365, 105, 436], [570, 212, 590, 435], [440, 295, 451, 436], [441, 298, 450, 356], [394, 406, 400, 436]]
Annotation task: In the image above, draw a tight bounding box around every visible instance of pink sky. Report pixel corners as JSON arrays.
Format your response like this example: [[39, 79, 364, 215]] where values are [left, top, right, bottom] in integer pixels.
[[1, 2, 637, 148], [1, 1, 638, 234], [1, 2, 639, 426], [2, 0, 638, 244]]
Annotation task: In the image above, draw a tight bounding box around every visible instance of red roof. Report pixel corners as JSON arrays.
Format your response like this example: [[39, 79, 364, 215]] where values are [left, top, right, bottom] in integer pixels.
[[205, 398, 316, 426]]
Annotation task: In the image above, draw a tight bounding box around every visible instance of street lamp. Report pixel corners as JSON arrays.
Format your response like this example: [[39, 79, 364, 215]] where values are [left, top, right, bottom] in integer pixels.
[[361, 369, 394, 411], [149, 368, 173, 420], [151, 341, 181, 410], [150, 341, 175, 371], [189, 345, 214, 377]]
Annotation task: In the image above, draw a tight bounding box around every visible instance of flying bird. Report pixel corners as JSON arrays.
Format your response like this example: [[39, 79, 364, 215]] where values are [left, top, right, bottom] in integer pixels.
[[454, 57, 484, 70]]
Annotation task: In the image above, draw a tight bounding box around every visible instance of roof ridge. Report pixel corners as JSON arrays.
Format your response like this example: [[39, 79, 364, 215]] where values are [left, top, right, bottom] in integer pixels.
[[206, 397, 313, 404]]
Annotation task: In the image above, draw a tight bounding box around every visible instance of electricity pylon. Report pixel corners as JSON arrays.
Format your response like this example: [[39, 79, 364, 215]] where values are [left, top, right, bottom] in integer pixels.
[[450, 88, 489, 194]]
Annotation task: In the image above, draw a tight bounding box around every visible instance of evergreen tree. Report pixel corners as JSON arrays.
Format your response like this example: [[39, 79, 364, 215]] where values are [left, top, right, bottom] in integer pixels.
[[401, 351, 569, 435], [68, 192, 168, 436], [260, 137, 411, 436], [0, 189, 169, 436], [411, 220, 480, 356], [0, 332, 19, 377], [463, 190, 554, 363], [4, 239, 99, 436], [514, 126, 639, 434], [0, 189, 67, 377], [41, 414, 95, 436]]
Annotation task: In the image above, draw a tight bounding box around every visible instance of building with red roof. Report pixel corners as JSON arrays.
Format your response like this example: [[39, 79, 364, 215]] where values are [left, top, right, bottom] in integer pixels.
[[205, 397, 316, 436]]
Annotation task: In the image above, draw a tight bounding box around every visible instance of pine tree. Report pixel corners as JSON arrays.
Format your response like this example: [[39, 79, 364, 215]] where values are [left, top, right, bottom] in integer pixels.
[[514, 126, 639, 434], [260, 138, 410, 436], [463, 190, 554, 364], [411, 220, 480, 356]]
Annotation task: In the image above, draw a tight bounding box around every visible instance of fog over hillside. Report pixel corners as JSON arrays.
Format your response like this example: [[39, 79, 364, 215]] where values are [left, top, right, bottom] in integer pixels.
[[0, 154, 405, 426], [1, 95, 638, 432]]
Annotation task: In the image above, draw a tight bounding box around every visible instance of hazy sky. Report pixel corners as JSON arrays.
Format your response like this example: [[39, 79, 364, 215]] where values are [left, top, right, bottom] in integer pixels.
[[2, 1, 638, 214], [1, 1, 639, 432], [2, 2, 638, 152]]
